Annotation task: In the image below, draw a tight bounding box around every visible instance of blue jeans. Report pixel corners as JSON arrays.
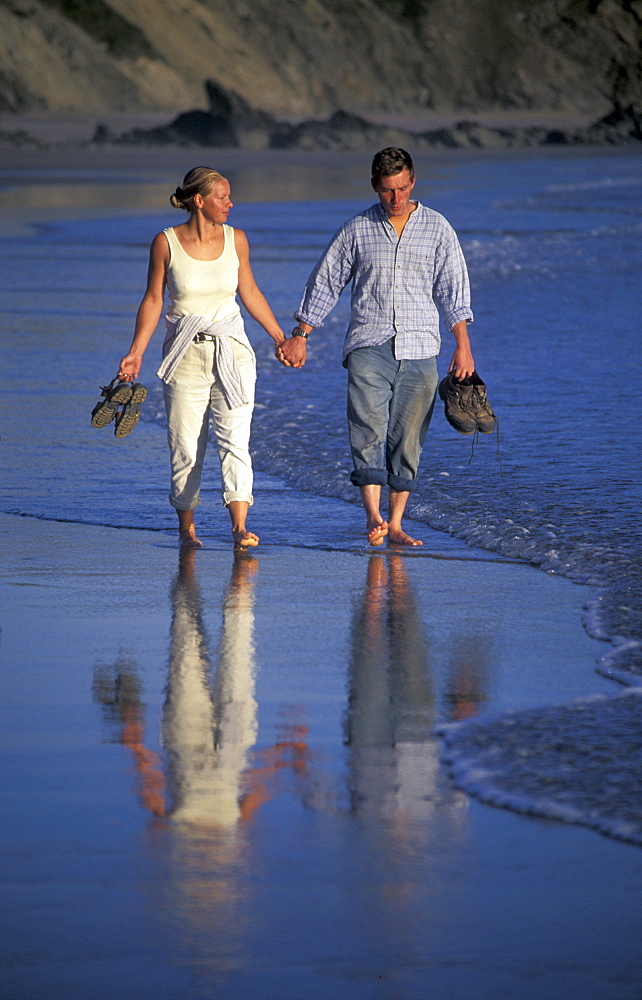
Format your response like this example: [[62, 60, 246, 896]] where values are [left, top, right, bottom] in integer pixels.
[[347, 338, 438, 493]]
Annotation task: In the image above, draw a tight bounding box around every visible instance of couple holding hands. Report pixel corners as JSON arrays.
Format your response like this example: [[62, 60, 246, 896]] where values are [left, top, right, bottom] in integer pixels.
[[116, 148, 475, 550]]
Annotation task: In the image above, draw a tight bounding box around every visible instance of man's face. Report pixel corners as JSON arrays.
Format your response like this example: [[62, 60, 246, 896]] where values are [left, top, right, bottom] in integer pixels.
[[373, 168, 416, 218]]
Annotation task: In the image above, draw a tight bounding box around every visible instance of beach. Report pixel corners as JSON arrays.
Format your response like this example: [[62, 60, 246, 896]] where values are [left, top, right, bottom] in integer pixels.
[[1, 142, 641, 998]]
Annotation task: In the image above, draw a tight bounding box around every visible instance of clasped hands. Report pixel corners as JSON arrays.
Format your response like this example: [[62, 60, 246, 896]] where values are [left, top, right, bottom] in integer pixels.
[[275, 336, 306, 369]]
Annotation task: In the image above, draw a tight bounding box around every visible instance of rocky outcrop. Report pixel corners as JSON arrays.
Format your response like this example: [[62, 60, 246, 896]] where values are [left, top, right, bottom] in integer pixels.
[[94, 83, 642, 150], [0, 0, 640, 121], [97, 82, 276, 149]]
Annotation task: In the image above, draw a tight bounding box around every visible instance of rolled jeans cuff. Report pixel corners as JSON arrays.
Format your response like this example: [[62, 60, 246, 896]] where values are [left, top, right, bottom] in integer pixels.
[[223, 491, 254, 507], [349, 468, 417, 493], [349, 467, 389, 488], [387, 473, 417, 493]]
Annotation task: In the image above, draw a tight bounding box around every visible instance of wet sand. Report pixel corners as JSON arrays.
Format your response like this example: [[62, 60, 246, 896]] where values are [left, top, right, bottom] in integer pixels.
[[1, 150, 642, 998], [2, 505, 641, 999]]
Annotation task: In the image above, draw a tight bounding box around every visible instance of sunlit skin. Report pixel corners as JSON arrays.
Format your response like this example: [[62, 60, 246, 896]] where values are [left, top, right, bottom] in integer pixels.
[[373, 166, 417, 231], [117, 177, 287, 550]]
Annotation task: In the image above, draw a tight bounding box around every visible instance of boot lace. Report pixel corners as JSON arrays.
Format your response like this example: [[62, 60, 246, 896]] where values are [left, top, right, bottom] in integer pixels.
[[467, 413, 503, 477]]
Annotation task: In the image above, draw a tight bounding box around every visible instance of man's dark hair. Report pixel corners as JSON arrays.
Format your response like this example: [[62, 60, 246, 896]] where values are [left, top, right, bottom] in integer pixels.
[[371, 147, 415, 185]]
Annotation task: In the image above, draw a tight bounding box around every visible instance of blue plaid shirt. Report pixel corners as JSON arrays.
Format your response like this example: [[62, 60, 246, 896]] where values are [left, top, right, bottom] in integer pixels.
[[296, 201, 473, 362]]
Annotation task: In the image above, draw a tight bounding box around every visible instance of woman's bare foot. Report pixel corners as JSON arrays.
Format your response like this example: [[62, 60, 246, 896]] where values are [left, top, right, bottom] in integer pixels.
[[228, 500, 258, 551], [177, 510, 203, 548], [367, 520, 389, 546], [233, 529, 259, 551], [387, 526, 422, 546], [179, 527, 203, 548]]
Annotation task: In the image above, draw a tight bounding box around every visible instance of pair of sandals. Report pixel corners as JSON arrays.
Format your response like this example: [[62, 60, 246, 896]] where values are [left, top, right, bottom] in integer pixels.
[[91, 377, 147, 438]]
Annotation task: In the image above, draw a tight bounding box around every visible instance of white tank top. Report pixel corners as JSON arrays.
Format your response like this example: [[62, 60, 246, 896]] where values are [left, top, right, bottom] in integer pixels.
[[164, 225, 242, 325]]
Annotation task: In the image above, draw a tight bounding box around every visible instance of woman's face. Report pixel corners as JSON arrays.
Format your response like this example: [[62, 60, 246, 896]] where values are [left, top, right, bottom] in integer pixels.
[[197, 180, 233, 224]]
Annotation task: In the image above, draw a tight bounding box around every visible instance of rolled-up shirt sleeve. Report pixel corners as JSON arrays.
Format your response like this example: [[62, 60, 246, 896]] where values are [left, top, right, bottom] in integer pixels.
[[295, 229, 355, 328], [432, 227, 474, 332]]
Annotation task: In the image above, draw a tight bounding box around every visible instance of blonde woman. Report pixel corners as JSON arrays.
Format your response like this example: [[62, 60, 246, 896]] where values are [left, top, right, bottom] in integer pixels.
[[118, 167, 287, 549]]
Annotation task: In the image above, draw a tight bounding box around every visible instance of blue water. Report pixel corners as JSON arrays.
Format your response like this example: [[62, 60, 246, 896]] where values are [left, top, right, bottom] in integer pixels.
[[1, 148, 641, 848], [243, 154, 642, 685]]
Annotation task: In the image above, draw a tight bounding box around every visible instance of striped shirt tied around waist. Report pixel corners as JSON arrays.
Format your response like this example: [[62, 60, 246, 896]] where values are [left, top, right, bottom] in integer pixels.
[[157, 313, 250, 409]]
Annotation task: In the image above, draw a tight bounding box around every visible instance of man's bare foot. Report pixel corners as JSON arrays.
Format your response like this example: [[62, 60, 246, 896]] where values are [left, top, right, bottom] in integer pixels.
[[387, 526, 423, 546], [367, 520, 389, 546], [179, 527, 203, 548], [233, 529, 259, 551]]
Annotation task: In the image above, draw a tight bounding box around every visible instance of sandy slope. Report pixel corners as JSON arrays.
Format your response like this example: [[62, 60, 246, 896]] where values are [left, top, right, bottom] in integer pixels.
[[1, 0, 639, 120]]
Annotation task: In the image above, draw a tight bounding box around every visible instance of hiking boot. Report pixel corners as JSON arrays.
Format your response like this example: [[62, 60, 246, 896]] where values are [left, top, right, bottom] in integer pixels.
[[468, 372, 496, 434], [438, 372, 477, 434]]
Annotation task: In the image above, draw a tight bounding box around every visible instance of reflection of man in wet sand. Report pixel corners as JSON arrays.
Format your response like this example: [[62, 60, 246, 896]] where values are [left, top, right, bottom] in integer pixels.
[[346, 554, 441, 823], [342, 555, 488, 964], [445, 635, 491, 722], [279, 146, 475, 547], [346, 553, 486, 848]]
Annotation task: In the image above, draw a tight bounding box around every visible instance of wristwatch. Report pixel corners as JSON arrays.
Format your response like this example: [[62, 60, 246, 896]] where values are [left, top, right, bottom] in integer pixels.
[[291, 325, 309, 339]]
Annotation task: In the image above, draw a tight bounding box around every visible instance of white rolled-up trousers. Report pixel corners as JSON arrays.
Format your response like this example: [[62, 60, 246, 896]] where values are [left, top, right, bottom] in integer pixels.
[[162, 339, 256, 510]]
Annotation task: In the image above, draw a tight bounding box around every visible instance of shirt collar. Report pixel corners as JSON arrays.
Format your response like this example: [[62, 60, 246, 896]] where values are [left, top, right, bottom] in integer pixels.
[[375, 200, 422, 235]]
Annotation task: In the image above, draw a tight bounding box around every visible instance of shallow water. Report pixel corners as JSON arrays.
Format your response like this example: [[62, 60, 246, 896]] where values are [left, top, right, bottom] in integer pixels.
[[1, 148, 641, 852], [5, 150, 638, 675]]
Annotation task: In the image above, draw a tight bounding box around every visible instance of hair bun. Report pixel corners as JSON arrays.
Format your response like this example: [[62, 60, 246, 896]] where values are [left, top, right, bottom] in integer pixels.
[[170, 186, 187, 210]]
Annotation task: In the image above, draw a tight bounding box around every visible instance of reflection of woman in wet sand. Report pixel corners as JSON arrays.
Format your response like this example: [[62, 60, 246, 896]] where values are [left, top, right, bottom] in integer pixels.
[[163, 548, 260, 826], [92, 654, 167, 820], [163, 550, 311, 828], [94, 552, 312, 831], [118, 167, 287, 550], [93, 554, 312, 979]]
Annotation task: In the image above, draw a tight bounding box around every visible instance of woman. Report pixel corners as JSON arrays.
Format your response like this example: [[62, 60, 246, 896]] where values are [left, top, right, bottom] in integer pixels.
[[118, 166, 287, 550]]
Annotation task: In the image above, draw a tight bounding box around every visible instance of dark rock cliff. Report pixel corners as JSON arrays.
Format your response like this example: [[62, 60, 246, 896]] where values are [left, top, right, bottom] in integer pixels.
[[0, 0, 640, 119]]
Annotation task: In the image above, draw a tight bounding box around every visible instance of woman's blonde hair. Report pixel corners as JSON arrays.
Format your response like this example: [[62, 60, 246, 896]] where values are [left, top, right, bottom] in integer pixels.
[[170, 166, 227, 212]]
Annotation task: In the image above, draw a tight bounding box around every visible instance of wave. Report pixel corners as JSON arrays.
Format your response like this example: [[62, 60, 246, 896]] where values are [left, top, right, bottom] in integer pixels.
[[438, 688, 642, 847]]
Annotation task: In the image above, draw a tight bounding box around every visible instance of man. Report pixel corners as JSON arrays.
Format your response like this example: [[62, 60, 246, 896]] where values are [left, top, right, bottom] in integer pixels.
[[278, 147, 475, 546]]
